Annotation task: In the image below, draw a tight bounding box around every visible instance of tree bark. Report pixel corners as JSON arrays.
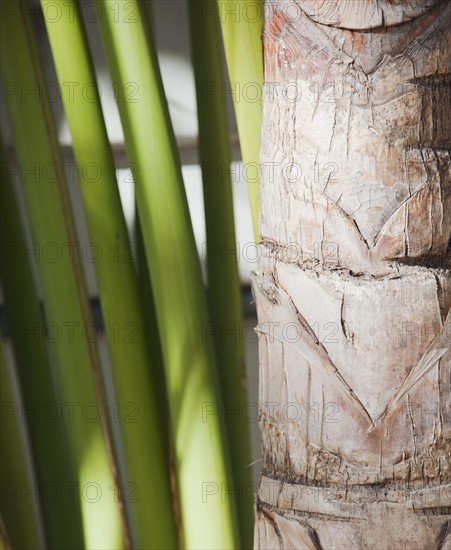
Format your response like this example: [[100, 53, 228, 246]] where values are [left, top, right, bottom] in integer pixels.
[[253, 1, 450, 548]]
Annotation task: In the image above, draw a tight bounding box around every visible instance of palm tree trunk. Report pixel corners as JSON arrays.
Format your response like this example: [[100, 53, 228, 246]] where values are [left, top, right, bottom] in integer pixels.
[[253, 1, 450, 548]]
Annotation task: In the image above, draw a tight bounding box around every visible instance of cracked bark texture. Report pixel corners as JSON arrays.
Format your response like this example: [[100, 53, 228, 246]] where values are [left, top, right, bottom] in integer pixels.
[[253, 1, 451, 548]]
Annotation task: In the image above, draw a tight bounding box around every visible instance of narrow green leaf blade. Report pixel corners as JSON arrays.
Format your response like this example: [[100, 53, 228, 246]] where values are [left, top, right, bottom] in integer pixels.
[[0, 4, 125, 547], [0, 339, 43, 549], [96, 1, 240, 546], [188, 2, 253, 546], [40, 2, 178, 546], [217, 0, 264, 240], [0, 143, 85, 548]]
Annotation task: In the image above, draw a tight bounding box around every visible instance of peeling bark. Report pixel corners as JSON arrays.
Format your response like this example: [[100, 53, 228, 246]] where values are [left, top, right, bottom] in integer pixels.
[[254, 1, 450, 547]]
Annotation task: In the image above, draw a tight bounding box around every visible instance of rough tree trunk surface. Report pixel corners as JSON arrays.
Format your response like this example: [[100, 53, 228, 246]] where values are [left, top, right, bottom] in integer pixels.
[[253, 1, 451, 548]]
